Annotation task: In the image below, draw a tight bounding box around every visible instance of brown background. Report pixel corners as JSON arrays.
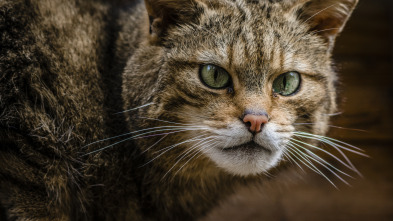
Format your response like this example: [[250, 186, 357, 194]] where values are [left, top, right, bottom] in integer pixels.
[[204, 0, 393, 220]]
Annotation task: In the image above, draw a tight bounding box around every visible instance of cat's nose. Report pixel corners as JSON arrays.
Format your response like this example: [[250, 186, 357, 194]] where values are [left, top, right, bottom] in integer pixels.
[[242, 113, 268, 133]]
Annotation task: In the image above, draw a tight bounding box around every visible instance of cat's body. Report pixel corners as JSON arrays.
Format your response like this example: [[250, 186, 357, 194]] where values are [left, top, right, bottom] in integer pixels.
[[0, 0, 358, 220]]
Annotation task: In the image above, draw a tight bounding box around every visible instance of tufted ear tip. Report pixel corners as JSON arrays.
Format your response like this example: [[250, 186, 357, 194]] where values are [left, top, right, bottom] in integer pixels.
[[298, 0, 358, 50]]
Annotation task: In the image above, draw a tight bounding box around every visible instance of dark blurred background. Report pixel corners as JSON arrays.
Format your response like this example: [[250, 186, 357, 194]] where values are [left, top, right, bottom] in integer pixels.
[[204, 0, 393, 220]]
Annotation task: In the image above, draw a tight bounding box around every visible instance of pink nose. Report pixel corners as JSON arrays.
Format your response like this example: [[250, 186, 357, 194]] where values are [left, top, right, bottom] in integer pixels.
[[243, 114, 268, 133]]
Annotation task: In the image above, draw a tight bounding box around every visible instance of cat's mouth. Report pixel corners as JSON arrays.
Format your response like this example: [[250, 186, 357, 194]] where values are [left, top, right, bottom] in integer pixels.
[[203, 124, 284, 176], [223, 141, 272, 153], [205, 139, 281, 176]]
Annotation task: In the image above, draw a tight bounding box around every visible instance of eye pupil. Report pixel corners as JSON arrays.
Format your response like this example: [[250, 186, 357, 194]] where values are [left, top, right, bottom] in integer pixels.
[[200, 64, 231, 89], [272, 71, 301, 96]]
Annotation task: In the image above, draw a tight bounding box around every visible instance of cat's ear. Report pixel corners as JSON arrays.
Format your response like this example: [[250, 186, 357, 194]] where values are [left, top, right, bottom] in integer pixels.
[[297, 0, 358, 50], [144, 0, 198, 43]]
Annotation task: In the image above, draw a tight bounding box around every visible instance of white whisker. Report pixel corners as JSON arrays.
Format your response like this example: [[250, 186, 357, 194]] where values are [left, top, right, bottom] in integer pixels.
[[282, 148, 305, 172], [115, 102, 155, 114], [289, 143, 350, 186], [294, 131, 366, 153], [138, 117, 195, 126], [140, 134, 169, 155], [162, 136, 218, 179], [292, 132, 367, 176], [286, 146, 324, 176], [290, 137, 355, 172], [83, 126, 209, 156], [289, 141, 353, 179], [83, 125, 203, 147], [293, 123, 367, 132], [82, 129, 191, 156], [173, 139, 220, 177], [303, 3, 339, 24], [324, 112, 343, 117], [152, 133, 209, 154], [140, 134, 212, 167], [287, 145, 337, 188]]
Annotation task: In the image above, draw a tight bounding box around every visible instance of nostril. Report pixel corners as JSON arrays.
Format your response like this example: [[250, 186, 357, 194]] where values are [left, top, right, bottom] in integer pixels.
[[244, 121, 252, 128], [243, 114, 268, 133]]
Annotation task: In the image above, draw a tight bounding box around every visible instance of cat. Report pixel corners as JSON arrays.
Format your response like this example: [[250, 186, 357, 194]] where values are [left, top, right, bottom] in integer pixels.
[[0, 0, 362, 220]]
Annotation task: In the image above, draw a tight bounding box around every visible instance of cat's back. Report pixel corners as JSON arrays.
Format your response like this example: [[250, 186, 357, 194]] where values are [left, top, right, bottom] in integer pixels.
[[0, 0, 134, 219], [0, 0, 111, 151]]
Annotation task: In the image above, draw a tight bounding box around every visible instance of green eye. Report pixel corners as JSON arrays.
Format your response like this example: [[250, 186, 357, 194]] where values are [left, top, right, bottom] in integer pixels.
[[272, 72, 301, 96], [200, 64, 231, 89]]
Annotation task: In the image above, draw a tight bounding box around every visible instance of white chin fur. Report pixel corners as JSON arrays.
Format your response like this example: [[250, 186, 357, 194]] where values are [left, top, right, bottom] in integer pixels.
[[202, 123, 288, 176], [206, 148, 282, 176]]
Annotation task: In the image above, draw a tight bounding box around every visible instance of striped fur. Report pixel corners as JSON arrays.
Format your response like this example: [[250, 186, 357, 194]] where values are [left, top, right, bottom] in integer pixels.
[[1, 0, 357, 220]]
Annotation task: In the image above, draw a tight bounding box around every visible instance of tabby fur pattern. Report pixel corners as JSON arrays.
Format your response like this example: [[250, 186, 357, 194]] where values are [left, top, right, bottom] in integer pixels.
[[0, 0, 358, 220]]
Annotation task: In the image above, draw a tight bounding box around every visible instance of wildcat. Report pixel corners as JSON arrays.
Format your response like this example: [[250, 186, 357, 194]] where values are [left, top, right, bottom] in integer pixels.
[[0, 0, 362, 220]]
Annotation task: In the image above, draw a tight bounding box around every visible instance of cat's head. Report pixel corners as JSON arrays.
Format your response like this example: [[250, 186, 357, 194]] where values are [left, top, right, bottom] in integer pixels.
[[122, 0, 358, 176]]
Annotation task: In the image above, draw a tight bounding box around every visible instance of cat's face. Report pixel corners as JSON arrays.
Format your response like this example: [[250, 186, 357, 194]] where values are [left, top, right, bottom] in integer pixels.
[[123, 0, 357, 176]]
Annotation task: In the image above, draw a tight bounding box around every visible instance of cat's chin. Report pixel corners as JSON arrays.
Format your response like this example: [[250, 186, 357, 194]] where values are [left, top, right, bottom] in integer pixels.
[[204, 141, 283, 177], [222, 141, 272, 153]]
